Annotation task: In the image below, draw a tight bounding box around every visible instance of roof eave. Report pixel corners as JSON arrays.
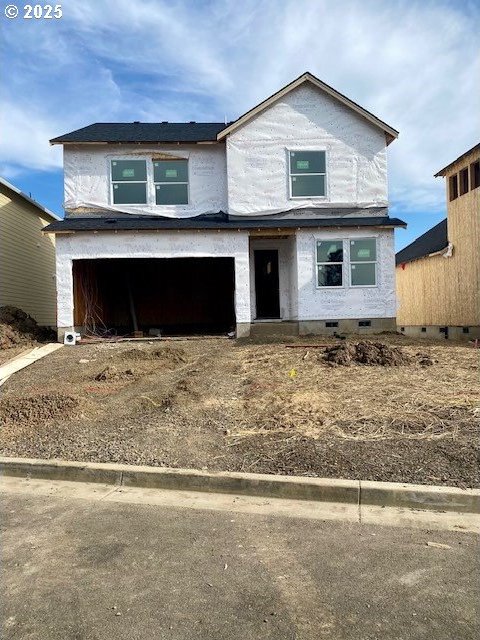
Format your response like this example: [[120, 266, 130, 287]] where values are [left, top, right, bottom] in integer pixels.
[[0, 177, 61, 221], [434, 142, 480, 177], [50, 139, 223, 146], [43, 215, 407, 234]]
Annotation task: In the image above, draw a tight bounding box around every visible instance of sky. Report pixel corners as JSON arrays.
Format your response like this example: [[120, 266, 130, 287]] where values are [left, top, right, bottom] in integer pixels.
[[1, 0, 479, 250]]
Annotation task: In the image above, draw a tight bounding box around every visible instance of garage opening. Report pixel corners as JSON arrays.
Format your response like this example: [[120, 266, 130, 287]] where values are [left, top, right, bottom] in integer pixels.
[[73, 258, 235, 336]]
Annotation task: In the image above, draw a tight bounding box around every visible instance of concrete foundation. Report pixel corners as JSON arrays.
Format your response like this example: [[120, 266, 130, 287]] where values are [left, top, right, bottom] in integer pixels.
[[235, 323, 251, 338], [59, 319, 401, 342], [299, 317, 397, 336], [399, 325, 480, 341], [250, 321, 299, 338]]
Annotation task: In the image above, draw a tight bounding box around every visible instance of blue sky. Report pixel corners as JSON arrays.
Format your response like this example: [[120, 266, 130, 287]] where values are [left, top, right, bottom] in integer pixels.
[[1, 0, 479, 250]]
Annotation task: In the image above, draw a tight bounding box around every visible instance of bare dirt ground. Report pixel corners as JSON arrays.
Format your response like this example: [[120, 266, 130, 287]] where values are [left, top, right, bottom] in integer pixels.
[[0, 335, 478, 487]]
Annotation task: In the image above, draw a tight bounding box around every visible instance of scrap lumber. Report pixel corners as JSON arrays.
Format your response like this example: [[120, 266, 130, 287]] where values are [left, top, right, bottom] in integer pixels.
[[0, 343, 64, 387], [284, 344, 330, 348]]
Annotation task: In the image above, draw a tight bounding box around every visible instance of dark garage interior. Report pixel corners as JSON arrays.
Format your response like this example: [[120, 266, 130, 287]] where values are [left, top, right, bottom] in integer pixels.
[[73, 258, 236, 336]]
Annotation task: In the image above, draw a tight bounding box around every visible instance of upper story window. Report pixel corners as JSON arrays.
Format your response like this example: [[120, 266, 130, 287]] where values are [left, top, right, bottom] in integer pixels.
[[459, 167, 469, 195], [154, 160, 189, 205], [470, 160, 480, 190], [289, 151, 326, 198], [449, 174, 458, 201], [111, 160, 147, 204]]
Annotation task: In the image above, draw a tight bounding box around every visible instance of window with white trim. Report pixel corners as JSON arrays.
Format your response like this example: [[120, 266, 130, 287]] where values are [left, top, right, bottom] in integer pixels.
[[111, 159, 147, 204], [350, 239, 377, 286], [154, 159, 189, 205], [316, 239, 343, 287], [289, 151, 326, 198]]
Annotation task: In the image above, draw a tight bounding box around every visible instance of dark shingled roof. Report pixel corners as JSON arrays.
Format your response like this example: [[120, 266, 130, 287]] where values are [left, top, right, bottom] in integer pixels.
[[44, 212, 406, 233], [395, 219, 448, 265], [50, 122, 230, 145]]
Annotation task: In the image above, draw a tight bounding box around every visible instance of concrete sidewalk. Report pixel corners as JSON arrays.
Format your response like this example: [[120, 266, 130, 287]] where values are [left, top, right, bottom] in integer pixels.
[[1, 478, 479, 640]]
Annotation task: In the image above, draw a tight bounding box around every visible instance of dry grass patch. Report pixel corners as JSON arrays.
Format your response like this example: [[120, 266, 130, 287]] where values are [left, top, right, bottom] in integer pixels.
[[0, 336, 478, 486], [231, 340, 478, 444]]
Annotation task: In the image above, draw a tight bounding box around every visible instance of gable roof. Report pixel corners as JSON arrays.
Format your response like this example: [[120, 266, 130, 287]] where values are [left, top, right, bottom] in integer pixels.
[[0, 177, 60, 221], [217, 72, 399, 144], [434, 142, 480, 177], [395, 219, 448, 266], [50, 122, 230, 145], [50, 72, 398, 146]]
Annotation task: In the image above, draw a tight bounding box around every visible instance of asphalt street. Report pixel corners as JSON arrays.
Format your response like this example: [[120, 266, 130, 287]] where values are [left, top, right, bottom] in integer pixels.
[[1, 479, 479, 639]]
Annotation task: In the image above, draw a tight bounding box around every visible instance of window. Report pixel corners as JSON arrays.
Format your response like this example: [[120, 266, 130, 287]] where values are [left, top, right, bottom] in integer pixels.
[[111, 160, 147, 204], [459, 168, 469, 195], [350, 239, 377, 286], [471, 161, 480, 190], [449, 174, 458, 201], [154, 160, 189, 205], [316, 240, 343, 287], [289, 151, 326, 198]]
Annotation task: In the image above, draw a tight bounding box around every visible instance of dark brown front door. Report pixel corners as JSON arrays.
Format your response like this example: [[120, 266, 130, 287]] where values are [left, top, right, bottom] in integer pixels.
[[254, 250, 280, 319]]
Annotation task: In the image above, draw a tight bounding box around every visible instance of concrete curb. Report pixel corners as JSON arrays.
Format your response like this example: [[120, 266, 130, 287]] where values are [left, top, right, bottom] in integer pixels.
[[1, 457, 479, 514]]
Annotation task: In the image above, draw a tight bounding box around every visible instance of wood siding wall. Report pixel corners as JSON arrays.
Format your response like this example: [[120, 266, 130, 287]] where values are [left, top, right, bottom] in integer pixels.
[[0, 187, 57, 326], [396, 148, 480, 326]]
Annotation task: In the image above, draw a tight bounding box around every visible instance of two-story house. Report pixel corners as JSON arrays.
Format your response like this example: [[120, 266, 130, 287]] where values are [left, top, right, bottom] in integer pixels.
[[45, 72, 405, 340], [396, 143, 480, 339]]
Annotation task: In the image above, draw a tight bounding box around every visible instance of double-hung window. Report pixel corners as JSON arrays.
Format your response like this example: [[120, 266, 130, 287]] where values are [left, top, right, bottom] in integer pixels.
[[111, 160, 147, 204], [289, 151, 326, 198], [350, 239, 377, 286], [154, 159, 189, 205], [316, 240, 343, 287]]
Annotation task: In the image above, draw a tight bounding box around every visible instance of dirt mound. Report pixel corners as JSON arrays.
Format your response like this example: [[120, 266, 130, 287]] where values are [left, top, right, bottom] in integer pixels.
[[119, 346, 187, 365], [0, 394, 79, 428], [94, 365, 135, 382], [0, 324, 28, 349], [324, 341, 413, 366], [0, 306, 54, 349]]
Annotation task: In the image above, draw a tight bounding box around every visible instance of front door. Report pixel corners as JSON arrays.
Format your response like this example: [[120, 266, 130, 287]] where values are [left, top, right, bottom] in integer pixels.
[[254, 249, 280, 319]]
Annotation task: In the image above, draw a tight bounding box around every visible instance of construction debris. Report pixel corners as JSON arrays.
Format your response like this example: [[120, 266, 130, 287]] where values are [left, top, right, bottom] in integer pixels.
[[426, 541, 452, 550], [0, 343, 64, 387]]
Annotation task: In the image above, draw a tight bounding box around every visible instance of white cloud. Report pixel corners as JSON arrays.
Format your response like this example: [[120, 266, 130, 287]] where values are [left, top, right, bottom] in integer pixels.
[[1, 0, 478, 213]]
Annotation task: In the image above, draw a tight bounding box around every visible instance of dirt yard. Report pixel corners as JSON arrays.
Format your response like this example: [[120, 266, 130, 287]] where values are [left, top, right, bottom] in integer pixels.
[[0, 335, 478, 487]]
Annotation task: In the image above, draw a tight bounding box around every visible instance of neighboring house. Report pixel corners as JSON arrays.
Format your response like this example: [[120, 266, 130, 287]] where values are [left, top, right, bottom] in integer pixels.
[[396, 143, 480, 339], [44, 72, 406, 340], [0, 177, 60, 327]]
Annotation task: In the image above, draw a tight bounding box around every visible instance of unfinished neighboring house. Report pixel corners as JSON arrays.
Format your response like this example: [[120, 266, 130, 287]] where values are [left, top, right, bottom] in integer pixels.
[[396, 143, 480, 339], [44, 72, 406, 340], [0, 177, 59, 326]]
